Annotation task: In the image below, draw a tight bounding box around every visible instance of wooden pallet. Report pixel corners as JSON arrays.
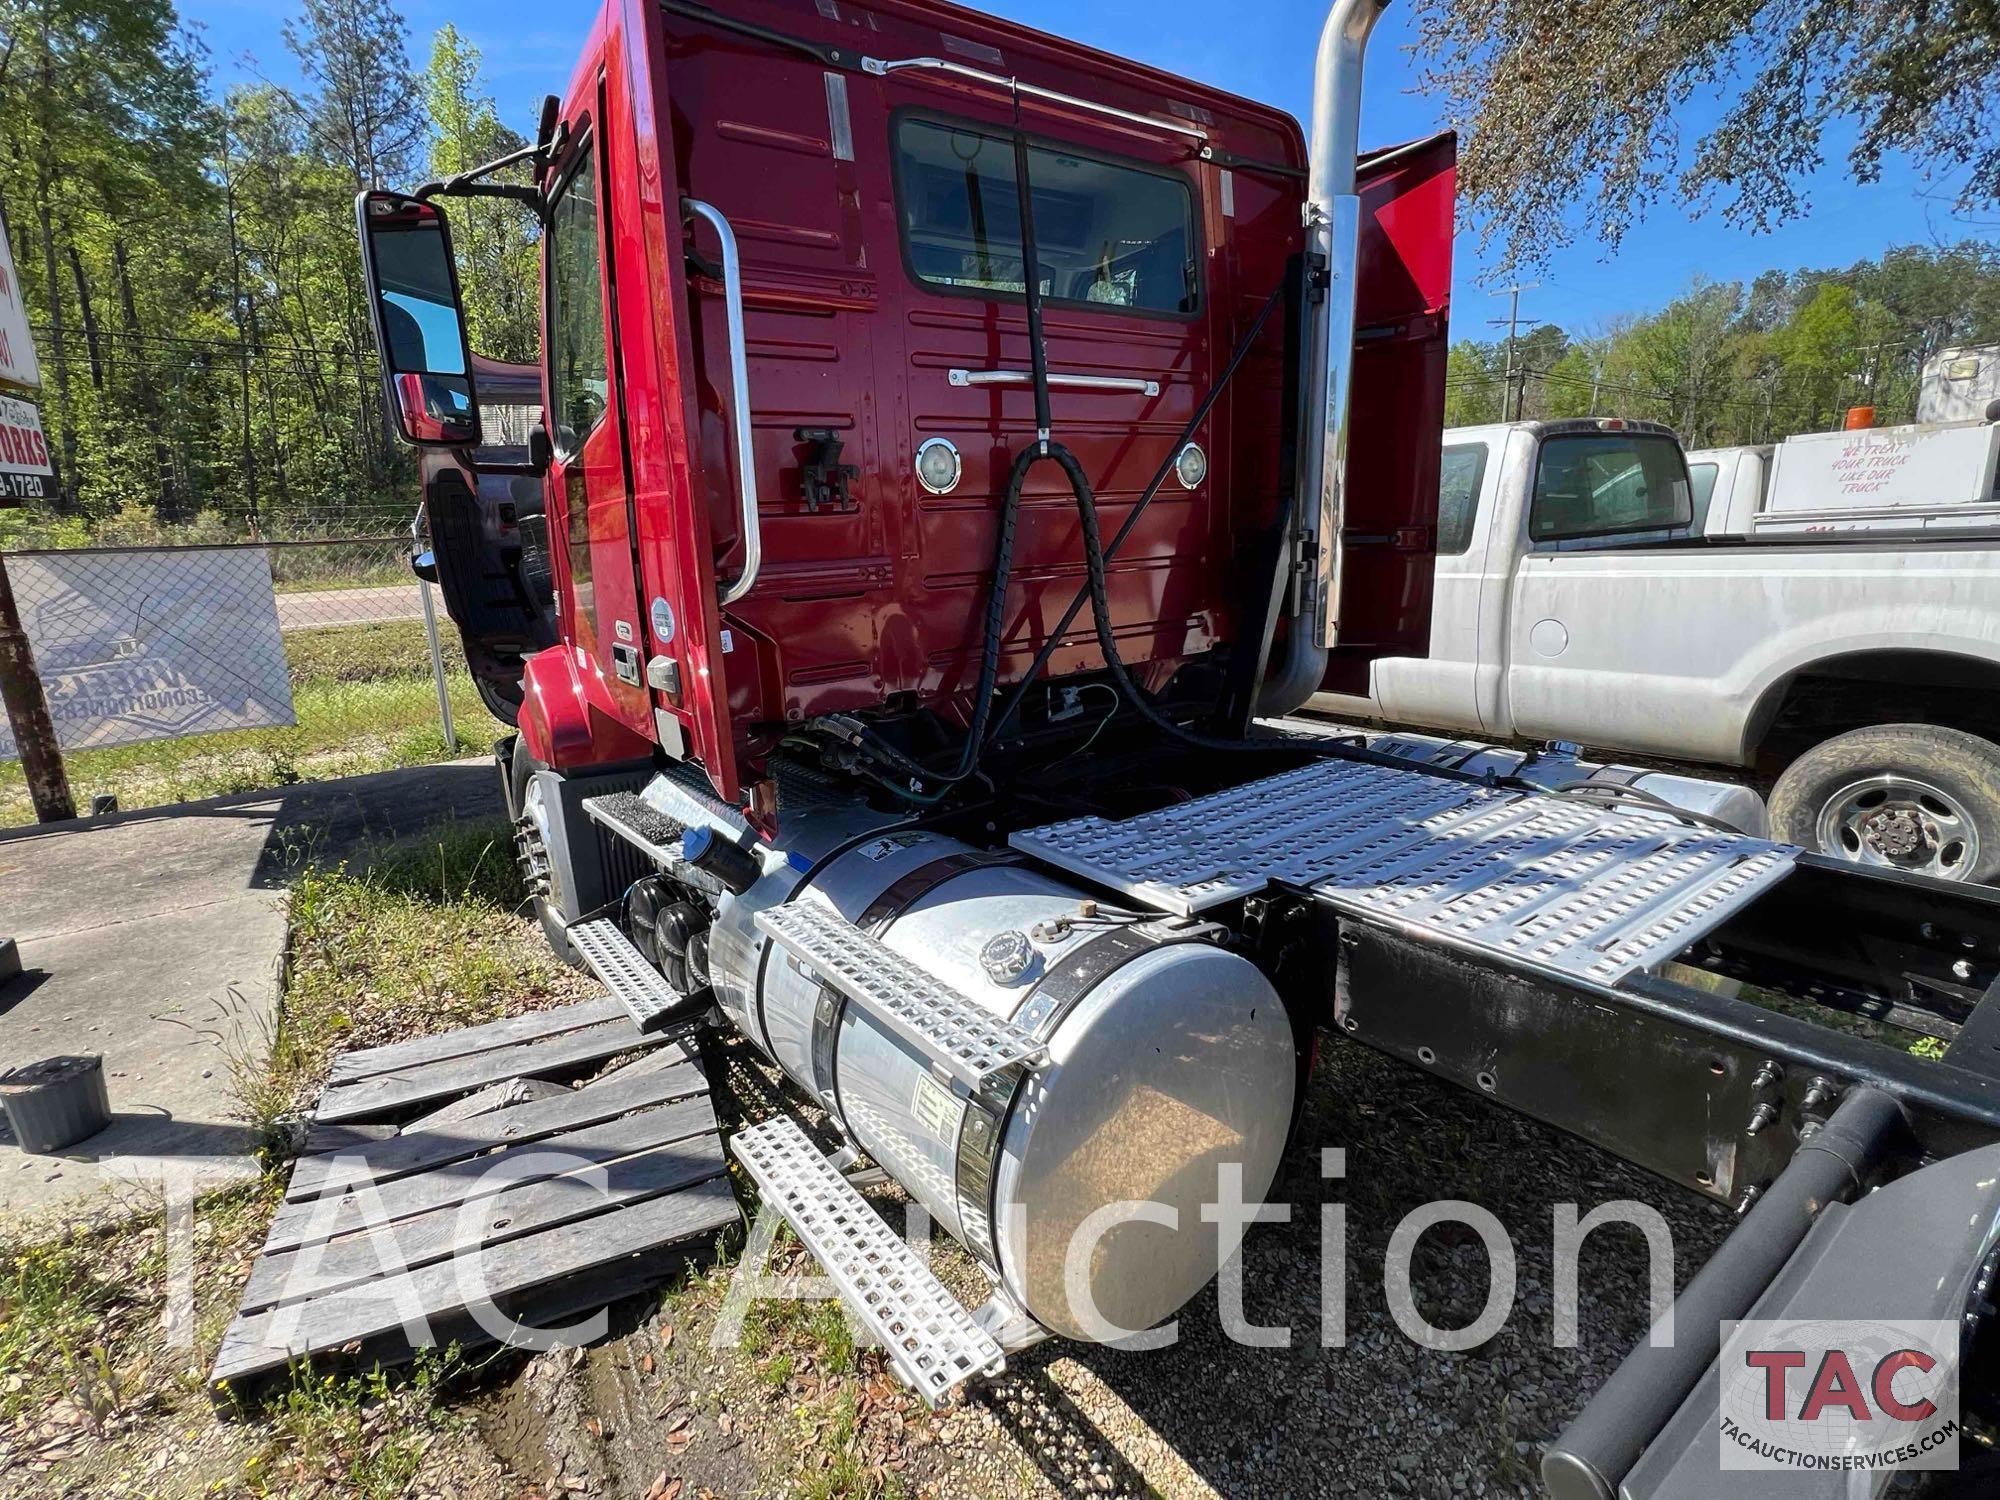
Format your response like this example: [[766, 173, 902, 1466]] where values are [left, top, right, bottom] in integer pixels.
[[212, 998, 739, 1399]]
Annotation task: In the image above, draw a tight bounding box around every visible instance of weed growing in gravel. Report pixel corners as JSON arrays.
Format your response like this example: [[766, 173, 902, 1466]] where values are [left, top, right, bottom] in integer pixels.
[[794, 1387, 905, 1500], [250, 1354, 466, 1499]]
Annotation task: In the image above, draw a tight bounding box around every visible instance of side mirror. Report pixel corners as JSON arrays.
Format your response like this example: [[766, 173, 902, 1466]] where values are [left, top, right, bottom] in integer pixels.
[[356, 191, 480, 447], [528, 423, 553, 475]]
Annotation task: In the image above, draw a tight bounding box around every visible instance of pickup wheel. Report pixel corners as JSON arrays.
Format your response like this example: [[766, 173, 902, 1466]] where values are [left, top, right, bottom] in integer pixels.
[[1769, 725, 2000, 884], [509, 738, 583, 964]]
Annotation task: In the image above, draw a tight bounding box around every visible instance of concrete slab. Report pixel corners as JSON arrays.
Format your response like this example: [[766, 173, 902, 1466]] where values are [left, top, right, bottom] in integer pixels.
[[0, 758, 506, 1227]]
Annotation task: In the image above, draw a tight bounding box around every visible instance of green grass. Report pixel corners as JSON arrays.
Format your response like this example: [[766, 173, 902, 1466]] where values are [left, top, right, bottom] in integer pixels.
[[245, 822, 580, 1140], [794, 1388, 905, 1500], [0, 620, 496, 829], [249, 1355, 466, 1499], [0, 822, 586, 1494], [270, 559, 415, 594], [0, 1182, 280, 1427]]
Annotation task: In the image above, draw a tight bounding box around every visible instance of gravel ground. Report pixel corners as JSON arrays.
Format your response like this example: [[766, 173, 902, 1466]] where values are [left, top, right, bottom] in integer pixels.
[[481, 1029, 1733, 1500]]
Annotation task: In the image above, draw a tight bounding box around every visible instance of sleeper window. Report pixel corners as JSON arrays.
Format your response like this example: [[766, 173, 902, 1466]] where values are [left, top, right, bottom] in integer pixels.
[[1437, 443, 1489, 556], [895, 118, 1198, 316]]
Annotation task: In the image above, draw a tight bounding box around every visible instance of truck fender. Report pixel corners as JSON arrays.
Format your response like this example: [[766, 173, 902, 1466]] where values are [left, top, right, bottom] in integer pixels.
[[518, 644, 654, 772], [1736, 622, 2000, 763]]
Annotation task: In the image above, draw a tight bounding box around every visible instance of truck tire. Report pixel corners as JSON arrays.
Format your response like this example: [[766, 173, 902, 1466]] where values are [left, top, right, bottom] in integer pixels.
[[1769, 724, 2000, 884], [509, 737, 583, 963]]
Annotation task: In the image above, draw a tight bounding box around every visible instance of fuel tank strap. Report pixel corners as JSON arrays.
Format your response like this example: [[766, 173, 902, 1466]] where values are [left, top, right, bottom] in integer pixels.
[[858, 852, 1025, 936]]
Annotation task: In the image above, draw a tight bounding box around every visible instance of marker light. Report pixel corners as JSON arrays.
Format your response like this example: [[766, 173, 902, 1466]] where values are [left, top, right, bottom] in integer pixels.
[[1174, 442, 1209, 490], [916, 437, 962, 494]]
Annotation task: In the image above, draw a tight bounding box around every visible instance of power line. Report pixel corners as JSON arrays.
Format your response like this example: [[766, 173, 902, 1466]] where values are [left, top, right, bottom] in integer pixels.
[[1486, 282, 1541, 423]]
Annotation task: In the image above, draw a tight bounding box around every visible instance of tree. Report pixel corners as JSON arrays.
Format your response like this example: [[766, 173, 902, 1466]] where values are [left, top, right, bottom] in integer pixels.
[[424, 25, 540, 362], [0, 0, 210, 510], [283, 0, 424, 193], [1411, 0, 2000, 272]]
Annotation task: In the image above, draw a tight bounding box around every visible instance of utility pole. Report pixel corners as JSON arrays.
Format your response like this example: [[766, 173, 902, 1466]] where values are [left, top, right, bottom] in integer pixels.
[[1488, 282, 1540, 423]]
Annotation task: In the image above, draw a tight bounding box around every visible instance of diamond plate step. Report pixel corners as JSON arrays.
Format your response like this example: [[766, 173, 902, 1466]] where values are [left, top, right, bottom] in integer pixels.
[[567, 919, 699, 1033], [754, 902, 1046, 1093], [731, 1114, 1004, 1405]]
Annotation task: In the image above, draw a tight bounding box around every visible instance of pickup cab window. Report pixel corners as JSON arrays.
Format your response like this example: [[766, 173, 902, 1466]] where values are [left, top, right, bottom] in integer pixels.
[[1529, 432, 1693, 543], [1437, 443, 1488, 555], [894, 116, 1199, 316]]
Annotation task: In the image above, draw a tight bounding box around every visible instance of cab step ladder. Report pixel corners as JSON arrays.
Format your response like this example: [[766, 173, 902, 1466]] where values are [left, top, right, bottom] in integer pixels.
[[753, 901, 1047, 1094], [731, 1113, 1005, 1405], [567, 918, 703, 1034]]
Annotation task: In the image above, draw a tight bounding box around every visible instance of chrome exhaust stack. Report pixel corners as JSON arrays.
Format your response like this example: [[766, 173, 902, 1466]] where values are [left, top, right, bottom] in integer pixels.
[[1259, 0, 1390, 715]]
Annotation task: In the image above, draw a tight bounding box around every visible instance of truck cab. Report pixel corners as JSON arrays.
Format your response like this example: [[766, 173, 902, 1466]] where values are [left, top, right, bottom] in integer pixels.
[[1312, 415, 2000, 884], [1684, 441, 1771, 537], [377, 0, 1454, 817]]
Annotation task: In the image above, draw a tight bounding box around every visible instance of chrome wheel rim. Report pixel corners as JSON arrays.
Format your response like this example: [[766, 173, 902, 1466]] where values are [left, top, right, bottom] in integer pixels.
[[1814, 774, 1981, 881], [517, 774, 563, 906]]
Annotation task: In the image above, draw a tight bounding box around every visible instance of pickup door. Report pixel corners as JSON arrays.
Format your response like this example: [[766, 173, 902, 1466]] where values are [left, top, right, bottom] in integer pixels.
[[1316, 421, 1511, 733], [1322, 423, 1705, 745]]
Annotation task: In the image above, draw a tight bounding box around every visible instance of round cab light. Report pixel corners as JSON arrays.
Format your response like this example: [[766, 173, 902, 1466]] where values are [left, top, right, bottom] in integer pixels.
[[916, 437, 962, 495], [1174, 442, 1209, 490]]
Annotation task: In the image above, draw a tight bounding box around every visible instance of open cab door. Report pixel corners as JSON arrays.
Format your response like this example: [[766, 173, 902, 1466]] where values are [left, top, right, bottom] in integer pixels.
[[1322, 132, 1455, 696]]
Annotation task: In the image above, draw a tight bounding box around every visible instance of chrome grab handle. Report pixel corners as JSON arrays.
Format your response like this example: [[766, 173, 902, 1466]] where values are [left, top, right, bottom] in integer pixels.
[[948, 368, 1160, 399], [684, 199, 762, 606]]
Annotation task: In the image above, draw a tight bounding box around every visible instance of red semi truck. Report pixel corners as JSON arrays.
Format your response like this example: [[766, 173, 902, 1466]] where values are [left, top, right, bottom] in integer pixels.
[[361, 3, 2000, 1494]]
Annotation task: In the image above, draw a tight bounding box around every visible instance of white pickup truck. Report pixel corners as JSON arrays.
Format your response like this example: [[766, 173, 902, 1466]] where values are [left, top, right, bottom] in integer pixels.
[[1312, 417, 2000, 881]]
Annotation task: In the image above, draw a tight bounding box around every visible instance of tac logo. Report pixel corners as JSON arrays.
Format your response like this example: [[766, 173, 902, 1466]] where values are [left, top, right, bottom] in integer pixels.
[[1718, 1319, 1960, 1473]]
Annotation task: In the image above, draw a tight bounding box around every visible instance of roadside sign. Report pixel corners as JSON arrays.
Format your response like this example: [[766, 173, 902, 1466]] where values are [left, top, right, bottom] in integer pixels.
[[0, 547, 297, 760], [0, 224, 39, 393], [0, 394, 53, 506]]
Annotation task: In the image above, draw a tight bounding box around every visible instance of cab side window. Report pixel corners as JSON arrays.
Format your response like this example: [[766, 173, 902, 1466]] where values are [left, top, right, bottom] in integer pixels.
[[1437, 443, 1488, 556], [1687, 462, 1719, 532], [1530, 434, 1693, 544], [547, 142, 609, 447]]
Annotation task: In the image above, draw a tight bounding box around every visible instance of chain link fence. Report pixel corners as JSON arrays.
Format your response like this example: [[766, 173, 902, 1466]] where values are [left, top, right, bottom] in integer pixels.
[[0, 536, 484, 828]]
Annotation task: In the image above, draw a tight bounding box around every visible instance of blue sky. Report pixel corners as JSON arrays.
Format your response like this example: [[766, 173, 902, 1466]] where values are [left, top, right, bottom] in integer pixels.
[[192, 0, 1994, 336]]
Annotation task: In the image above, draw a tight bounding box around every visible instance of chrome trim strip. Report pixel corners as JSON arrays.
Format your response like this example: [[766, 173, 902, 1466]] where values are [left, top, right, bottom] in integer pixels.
[[861, 56, 1208, 143]]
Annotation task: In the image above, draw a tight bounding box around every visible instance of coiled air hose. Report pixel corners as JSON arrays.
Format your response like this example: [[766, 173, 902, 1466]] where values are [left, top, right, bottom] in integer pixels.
[[1026, 440, 1488, 781]]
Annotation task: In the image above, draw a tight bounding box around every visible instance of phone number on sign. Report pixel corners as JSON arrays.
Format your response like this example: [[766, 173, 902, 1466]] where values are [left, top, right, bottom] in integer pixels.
[[0, 470, 49, 503]]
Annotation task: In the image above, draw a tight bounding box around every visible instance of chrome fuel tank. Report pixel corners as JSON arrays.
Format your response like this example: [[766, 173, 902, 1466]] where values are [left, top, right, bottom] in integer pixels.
[[740, 830, 1297, 1343]]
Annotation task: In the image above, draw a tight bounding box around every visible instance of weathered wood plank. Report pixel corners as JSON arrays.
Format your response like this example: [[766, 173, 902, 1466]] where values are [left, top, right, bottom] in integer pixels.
[[403, 1076, 568, 1132], [265, 1092, 720, 1254], [287, 1052, 707, 1203], [325, 997, 629, 1084], [301, 1121, 398, 1157], [211, 1175, 740, 1389], [241, 1132, 727, 1313], [313, 1018, 657, 1125]]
